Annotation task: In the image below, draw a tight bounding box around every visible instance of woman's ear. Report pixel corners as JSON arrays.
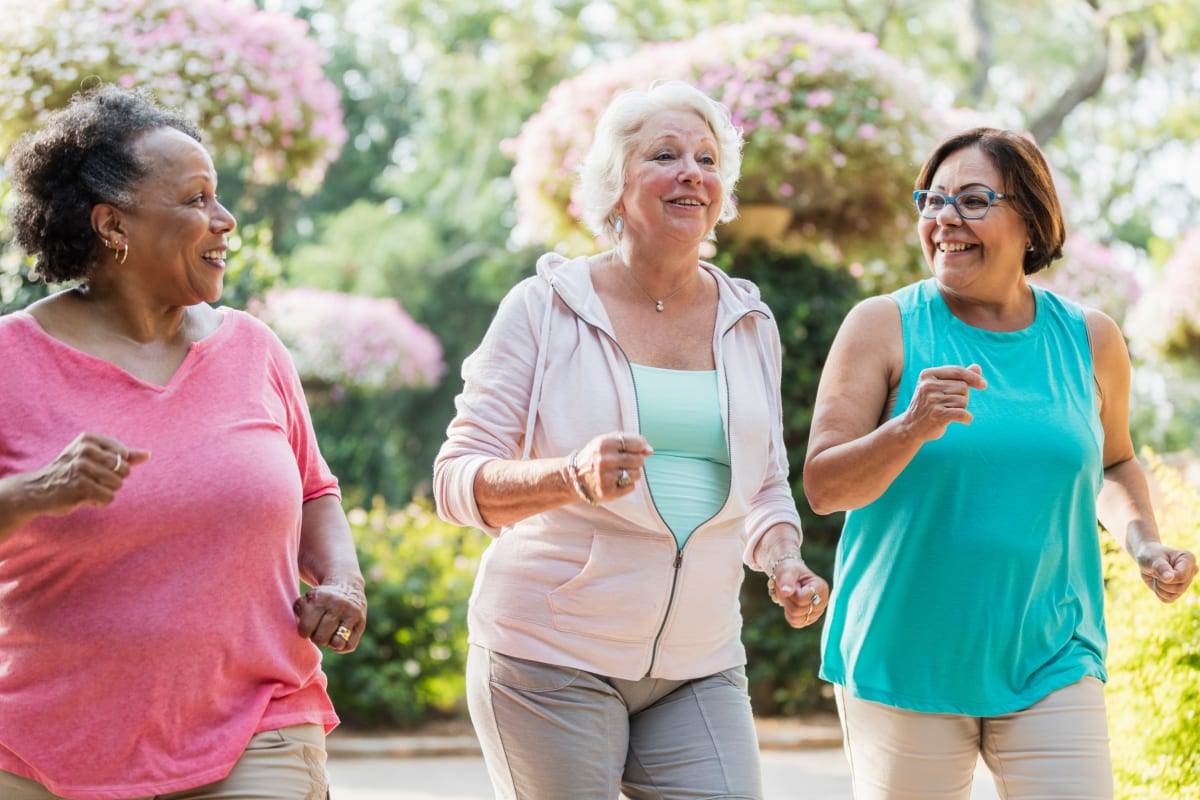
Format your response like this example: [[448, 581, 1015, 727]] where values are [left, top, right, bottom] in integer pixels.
[[91, 203, 124, 247]]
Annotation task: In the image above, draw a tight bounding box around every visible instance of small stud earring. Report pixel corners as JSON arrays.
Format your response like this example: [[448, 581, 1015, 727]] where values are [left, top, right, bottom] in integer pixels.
[[1026, 242, 1034, 252], [613, 216, 624, 238]]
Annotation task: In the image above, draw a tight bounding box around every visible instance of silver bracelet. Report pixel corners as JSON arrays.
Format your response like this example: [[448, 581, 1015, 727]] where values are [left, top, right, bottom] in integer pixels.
[[767, 553, 804, 582], [567, 449, 600, 507]]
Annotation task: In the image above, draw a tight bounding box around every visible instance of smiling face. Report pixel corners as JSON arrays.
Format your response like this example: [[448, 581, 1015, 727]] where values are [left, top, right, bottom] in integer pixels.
[[615, 108, 723, 248], [119, 127, 236, 305], [919, 144, 1029, 294]]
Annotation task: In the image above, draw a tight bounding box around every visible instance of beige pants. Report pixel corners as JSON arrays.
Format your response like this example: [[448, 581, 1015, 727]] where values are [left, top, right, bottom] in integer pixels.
[[0, 724, 329, 800], [836, 677, 1113, 800]]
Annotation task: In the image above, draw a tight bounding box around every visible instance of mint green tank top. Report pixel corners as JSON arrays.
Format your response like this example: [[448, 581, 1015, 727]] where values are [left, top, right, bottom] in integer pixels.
[[819, 279, 1107, 715], [630, 364, 730, 548]]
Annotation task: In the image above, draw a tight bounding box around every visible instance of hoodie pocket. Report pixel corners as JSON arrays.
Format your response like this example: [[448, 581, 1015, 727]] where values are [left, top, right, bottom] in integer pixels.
[[548, 531, 676, 642]]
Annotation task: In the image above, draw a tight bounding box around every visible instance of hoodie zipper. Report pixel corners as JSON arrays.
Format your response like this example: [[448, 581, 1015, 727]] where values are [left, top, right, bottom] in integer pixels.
[[643, 308, 762, 677], [554, 277, 767, 677]]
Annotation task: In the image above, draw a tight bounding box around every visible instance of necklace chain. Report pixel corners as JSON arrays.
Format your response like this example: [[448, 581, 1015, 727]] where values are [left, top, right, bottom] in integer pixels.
[[625, 266, 698, 312]]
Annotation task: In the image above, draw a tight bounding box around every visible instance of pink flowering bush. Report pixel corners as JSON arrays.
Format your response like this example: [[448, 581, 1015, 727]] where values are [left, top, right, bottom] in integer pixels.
[[0, 0, 346, 192], [1028, 234, 1141, 324], [249, 288, 445, 395], [1127, 229, 1200, 360], [506, 14, 940, 261]]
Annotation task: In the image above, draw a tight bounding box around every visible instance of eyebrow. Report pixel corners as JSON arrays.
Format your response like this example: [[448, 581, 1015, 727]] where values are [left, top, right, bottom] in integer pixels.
[[931, 181, 996, 192]]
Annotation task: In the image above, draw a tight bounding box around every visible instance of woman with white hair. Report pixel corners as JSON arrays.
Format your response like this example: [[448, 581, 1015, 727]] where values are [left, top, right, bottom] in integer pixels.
[[434, 80, 828, 799]]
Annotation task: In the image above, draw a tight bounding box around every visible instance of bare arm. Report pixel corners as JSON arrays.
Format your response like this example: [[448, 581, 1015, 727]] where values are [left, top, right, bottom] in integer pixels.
[[0, 433, 150, 542], [475, 432, 653, 528], [1088, 309, 1197, 602], [803, 297, 988, 515], [294, 493, 368, 651]]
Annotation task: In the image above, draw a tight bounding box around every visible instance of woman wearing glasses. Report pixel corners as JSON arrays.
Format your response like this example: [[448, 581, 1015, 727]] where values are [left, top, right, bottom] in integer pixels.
[[803, 127, 1196, 799]]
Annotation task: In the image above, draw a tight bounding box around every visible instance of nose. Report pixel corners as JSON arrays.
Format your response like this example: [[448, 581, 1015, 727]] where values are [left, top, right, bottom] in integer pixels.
[[678, 155, 702, 183], [934, 200, 963, 224], [212, 200, 237, 233]]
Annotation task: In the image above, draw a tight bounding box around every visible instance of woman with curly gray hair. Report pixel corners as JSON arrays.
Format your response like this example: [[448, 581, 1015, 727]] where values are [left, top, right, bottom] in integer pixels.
[[0, 84, 365, 800], [434, 80, 828, 799]]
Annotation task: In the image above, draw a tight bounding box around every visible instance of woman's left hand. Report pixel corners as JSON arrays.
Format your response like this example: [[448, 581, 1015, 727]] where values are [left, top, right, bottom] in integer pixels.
[[294, 578, 368, 652], [769, 560, 830, 629], [1139, 543, 1198, 603]]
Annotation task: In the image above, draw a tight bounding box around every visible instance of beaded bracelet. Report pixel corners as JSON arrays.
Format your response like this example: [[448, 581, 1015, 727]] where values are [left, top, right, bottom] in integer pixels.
[[567, 449, 601, 507], [767, 552, 805, 582]]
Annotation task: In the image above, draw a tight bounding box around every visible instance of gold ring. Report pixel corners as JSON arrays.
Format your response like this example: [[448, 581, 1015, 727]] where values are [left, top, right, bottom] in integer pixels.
[[334, 625, 352, 641], [617, 468, 631, 488]]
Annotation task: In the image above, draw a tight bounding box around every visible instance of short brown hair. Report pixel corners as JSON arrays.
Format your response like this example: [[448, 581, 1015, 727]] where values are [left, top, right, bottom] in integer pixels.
[[915, 127, 1065, 275]]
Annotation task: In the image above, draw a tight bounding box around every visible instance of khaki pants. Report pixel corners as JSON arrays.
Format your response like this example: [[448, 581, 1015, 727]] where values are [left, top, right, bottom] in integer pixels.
[[0, 724, 329, 800], [467, 645, 763, 800], [836, 677, 1113, 800]]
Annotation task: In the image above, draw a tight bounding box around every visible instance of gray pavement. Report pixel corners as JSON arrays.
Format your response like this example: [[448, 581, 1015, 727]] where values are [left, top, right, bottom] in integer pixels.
[[326, 719, 1003, 799]]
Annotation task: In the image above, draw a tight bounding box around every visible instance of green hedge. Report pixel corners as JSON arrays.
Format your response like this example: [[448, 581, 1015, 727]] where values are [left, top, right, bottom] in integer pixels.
[[1104, 454, 1200, 799], [719, 242, 863, 715], [322, 499, 487, 729]]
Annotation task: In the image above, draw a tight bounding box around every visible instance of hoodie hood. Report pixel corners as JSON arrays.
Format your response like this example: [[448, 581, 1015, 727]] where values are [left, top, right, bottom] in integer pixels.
[[534, 250, 772, 334]]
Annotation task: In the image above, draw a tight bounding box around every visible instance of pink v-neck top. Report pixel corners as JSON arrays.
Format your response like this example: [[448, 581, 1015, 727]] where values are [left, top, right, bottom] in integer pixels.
[[0, 308, 340, 799]]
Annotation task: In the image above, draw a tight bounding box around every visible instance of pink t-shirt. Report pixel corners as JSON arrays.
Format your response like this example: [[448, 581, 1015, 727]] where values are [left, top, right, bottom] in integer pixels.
[[0, 308, 341, 799]]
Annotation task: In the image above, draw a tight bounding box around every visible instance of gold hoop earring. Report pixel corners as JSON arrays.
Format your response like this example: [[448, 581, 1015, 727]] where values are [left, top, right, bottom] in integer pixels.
[[115, 243, 129, 265]]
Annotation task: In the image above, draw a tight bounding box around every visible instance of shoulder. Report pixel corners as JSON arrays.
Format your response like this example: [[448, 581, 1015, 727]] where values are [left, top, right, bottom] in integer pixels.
[[215, 307, 294, 365], [841, 294, 902, 337], [1081, 306, 1127, 361], [217, 306, 275, 341], [704, 262, 772, 321]]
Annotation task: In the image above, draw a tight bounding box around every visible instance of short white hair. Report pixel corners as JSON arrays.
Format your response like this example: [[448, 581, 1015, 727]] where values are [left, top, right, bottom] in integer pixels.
[[578, 80, 743, 244]]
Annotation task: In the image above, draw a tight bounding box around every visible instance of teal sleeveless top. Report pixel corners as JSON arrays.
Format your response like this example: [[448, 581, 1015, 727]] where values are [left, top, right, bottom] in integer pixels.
[[819, 279, 1107, 715], [630, 364, 730, 548]]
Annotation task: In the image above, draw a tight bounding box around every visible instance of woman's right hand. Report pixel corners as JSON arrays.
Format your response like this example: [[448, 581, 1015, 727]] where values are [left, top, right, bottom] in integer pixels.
[[25, 432, 150, 516], [900, 364, 988, 442], [571, 431, 653, 504]]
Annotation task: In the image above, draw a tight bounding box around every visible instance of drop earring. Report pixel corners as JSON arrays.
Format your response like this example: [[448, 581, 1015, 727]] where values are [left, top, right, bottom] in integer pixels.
[[613, 216, 624, 238]]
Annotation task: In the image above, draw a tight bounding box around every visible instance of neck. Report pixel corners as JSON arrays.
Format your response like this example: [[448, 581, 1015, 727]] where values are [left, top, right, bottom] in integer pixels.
[[937, 277, 1035, 331], [73, 281, 191, 344], [613, 240, 702, 295]]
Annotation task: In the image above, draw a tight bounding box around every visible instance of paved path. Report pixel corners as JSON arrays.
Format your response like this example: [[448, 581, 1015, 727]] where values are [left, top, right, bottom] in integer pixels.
[[326, 719, 1002, 799], [328, 750, 1003, 799]]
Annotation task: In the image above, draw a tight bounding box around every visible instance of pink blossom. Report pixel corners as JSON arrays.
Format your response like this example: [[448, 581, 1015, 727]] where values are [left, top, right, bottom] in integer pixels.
[[248, 288, 446, 393]]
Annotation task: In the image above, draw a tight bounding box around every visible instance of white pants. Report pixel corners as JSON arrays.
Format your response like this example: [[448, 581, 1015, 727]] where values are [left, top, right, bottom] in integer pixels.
[[836, 677, 1113, 800]]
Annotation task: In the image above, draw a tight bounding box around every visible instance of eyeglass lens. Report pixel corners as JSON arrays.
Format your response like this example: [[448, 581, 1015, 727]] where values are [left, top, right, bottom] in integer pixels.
[[915, 191, 995, 220]]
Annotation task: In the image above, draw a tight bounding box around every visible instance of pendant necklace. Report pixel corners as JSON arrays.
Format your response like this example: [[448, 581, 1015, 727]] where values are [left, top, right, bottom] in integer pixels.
[[626, 266, 698, 312]]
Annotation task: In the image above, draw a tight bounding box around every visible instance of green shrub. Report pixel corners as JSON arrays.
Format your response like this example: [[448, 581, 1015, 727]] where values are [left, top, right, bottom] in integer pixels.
[[1104, 452, 1200, 799], [717, 242, 864, 715], [323, 498, 488, 729]]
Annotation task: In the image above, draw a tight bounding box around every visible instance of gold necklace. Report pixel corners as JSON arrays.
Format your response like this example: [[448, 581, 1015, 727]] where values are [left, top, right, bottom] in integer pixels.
[[625, 266, 698, 312]]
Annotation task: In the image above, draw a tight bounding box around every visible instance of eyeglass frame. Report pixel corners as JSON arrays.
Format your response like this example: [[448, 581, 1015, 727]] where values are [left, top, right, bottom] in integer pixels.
[[912, 188, 1010, 220]]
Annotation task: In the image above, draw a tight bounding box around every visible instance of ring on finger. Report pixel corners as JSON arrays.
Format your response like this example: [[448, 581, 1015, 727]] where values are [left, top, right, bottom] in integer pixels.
[[618, 433, 626, 452], [617, 468, 631, 488], [334, 625, 352, 641], [114, 453, 123, 472]]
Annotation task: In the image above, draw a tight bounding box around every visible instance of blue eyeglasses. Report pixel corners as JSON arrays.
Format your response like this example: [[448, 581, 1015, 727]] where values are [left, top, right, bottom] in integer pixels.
[[913, 189, 1009, 220]]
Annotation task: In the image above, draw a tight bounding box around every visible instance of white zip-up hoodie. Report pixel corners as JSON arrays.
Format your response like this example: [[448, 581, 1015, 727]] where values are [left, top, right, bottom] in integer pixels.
[[433, 252, 803, 680]]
